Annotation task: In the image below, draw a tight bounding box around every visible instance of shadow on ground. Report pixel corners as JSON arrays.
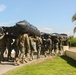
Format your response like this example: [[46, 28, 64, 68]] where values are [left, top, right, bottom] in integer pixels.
[[1, 62, 14, 65], [0, 57, 14, 65], [60, 55, 76, 68]]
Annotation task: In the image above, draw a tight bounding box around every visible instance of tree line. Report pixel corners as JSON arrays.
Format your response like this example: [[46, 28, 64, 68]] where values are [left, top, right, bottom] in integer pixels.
[[69, 35, 76, 47]]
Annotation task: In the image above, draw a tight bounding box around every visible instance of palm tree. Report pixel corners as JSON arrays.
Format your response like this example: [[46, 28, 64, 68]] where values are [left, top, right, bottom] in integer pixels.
[[72, 13, 76, 22], [72, 13, 76, 33]]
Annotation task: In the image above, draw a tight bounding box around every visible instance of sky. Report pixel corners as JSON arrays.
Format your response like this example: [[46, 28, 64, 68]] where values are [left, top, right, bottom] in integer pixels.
[[0, 0, 76, 36]]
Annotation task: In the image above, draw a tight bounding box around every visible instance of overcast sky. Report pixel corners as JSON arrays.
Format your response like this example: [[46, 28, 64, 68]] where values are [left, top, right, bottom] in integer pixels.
[[0, 0, 76, 36]]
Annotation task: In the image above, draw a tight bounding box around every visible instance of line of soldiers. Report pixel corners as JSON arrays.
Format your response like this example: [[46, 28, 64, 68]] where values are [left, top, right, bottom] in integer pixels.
[[0, 27, 70, 65], [0, 28, 43, 65]]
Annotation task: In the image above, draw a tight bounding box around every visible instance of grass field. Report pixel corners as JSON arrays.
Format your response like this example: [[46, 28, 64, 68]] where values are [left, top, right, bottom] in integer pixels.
[[1, 56, 76, 75]]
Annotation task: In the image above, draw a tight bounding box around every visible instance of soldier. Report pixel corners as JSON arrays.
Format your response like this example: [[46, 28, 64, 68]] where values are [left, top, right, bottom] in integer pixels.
[[14, 36, 21, 65], [18, 34, 27, 64], [67, 38, 70, 48], [0, 27, 7, 63], [6, 37, 13, 61], [24, 34, 30, 61], [36, 36, 42, 59], [53, 37, 59, 56], [63, 37, 68, 46], [14, 34, 29, 65], [29, 35, 35, 60], [47, 36, 52, 56], [12, 33, 27, 65], [58, 36, 63, 55], [41, 37, 48, 57], [12, 38, 19, 60]]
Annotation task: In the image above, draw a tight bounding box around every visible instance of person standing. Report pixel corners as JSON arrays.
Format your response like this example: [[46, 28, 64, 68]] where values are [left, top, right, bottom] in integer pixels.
[[24, 34, 30, 61], [53, 37, 59, 56], [47, 36, 52, 56], [29, 35, 35, 60], [6, 37, 13, 61], [58, 37, 63, 55], [36, 36, 42, 59]]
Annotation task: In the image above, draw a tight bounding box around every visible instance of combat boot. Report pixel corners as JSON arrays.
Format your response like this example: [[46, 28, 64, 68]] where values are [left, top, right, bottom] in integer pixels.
[[14, 58, 20, 66], [24, 59, 28, 63], [14, 60, 17, 66], [16, 60, 20, 65], [32, 56, 34, 60], [22, 60, 26, 64], [29, 57, 32, 61]]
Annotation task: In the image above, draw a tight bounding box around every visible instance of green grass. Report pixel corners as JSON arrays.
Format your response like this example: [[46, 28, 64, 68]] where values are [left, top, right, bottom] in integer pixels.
[[1, 56, 76, 75]]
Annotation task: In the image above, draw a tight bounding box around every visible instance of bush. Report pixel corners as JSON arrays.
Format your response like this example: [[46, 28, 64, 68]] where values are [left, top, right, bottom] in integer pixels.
[[69, 36, 76, 47]]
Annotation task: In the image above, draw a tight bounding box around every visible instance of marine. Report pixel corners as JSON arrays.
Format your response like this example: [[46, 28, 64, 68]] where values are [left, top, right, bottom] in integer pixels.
[[29, 35, 35, 60], [0, 27, 7, 63], [36, 36, 42, 59], [47, 36, 52, 56]]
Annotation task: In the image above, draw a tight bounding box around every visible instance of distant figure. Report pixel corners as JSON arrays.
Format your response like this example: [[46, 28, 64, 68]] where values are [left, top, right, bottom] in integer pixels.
[[36, 36, 42, 59], [58, 36, 63, 55], [47, 36, 52, 56], [24, 34, 30, 61], [53, 37, 59, 55]]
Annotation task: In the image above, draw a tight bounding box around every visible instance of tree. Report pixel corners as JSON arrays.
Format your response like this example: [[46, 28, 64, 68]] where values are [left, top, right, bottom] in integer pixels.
[[72, 13, 76, 22], [69, 36, 76, 47], [72, 13, 76, 33]]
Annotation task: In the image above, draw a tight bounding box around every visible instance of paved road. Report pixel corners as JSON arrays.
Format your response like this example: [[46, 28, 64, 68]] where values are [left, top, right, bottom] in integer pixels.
[[0, 59, 38, 75], [69, 47, 76, 52], [0, 55, 44, 75]]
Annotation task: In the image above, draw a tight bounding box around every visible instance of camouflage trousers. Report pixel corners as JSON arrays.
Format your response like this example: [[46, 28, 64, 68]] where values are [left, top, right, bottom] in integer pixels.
[[53, 44, 58, 53], [30, 50, 34, 60], [47, 45, 52, 55], [37, 46, 41, 59], [42, 45, 48, 57], [19, 46, 25, 63]]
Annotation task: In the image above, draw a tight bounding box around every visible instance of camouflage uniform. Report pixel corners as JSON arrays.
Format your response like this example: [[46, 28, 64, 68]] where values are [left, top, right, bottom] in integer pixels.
[[42, 38, 47, 57], [63, 37, 68, 46], [18, 34, 26, 64], [29, 36, 35, 60], [36, 36, 42, 59], [47, 36, 52, 56], [53, 37, 59, 55], [0, 33, 7, 63], [14, 34, 29, 65], [14, 37, 20, 65], [58, 37, 63, 55], [24, 34, 30, 61], [67, 38, 70, 48]]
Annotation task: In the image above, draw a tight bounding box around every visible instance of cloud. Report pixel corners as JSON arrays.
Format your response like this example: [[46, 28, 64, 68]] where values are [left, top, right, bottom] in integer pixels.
[[39, 27, 53, 33], [0, 21, 16, 27], [58, 30, 73, 37], [0, 4, 6, 12], [0, 22, 10, 26], [39, 27, 74, 37]]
